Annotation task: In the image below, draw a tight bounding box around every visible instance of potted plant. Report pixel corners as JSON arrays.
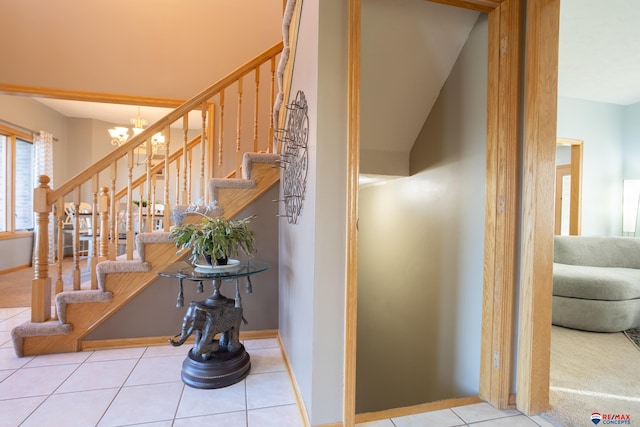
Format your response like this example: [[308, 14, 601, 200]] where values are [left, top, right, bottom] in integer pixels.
[[169, 214, 256, 265]]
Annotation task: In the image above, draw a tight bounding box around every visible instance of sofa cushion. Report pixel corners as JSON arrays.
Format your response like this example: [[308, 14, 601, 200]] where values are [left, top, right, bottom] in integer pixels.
[[554, 235, 640, 268], [553, 263, 640, 300], [552, 296, 640, 332]]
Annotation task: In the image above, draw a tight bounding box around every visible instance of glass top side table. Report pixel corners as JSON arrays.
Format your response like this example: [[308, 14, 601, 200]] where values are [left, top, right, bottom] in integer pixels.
[[156, 259, 270, 389]]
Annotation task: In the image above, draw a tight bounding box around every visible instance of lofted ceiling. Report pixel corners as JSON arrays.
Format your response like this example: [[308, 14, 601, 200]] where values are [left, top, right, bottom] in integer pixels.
[[361, 0, 480, 153], [10, 0, 639, 146]]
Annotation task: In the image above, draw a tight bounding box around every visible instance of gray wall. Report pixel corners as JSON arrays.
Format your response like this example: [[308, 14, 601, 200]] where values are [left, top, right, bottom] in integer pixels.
[[0, 95, 69, 271], [356, 14, 487, 412], [86, 185, 280, 340], [557, 96, 626, 236], [278, 0, 348, 424]]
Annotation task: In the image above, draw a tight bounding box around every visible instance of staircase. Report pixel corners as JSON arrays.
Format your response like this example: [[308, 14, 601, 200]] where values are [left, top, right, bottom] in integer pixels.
[[11, 0, 301, 357]]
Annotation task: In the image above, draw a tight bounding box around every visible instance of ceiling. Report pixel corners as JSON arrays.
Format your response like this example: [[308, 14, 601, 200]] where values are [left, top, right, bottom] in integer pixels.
[[31, 0, 640, 137], [32, 98, 203, 130], [558, 0, 640, 105]]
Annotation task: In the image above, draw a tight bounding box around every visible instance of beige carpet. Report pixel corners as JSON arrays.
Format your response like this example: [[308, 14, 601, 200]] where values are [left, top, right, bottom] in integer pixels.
[[543, 325, 640, 426]]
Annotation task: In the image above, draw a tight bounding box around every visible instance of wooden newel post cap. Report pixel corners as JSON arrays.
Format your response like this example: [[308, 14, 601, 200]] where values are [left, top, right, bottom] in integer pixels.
[[38, 175, 51, 187]]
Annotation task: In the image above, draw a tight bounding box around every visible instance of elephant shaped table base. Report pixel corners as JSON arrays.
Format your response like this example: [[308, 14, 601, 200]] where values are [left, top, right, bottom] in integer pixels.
[[157, 260, 269, 389], [169, 297, 250, 389]]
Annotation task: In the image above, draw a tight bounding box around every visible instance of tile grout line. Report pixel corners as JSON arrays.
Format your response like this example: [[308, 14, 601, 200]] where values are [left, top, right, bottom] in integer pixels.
[[170, 366, 187, 427], [18, 351, 91, 425], [244, 370, 250, 427], [94, 345, 149, 427]]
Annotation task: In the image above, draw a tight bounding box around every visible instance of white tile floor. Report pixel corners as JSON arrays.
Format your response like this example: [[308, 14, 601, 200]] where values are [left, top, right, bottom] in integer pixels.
[[356, 404, 557, 427], [1, 308, 557, 427]]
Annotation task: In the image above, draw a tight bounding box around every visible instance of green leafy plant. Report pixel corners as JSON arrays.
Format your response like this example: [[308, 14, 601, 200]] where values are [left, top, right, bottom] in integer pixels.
[[169, 214, 256, 265]]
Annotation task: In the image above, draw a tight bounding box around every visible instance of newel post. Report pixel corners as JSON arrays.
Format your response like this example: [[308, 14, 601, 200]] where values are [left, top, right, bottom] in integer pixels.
[[32, 175, 53, 322]]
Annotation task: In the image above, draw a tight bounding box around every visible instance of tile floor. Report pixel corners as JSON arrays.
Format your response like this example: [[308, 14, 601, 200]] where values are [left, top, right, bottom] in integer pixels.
[[1, 308, 557, 427]]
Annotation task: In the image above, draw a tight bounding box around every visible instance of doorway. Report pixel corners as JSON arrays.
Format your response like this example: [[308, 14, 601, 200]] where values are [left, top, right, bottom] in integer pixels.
[[555, 138, 583, 236], [347, 0, 561, 422]]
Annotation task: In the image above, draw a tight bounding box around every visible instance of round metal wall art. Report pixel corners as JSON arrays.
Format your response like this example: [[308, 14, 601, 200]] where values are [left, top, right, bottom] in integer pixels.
[[278, 90, 309, 224]]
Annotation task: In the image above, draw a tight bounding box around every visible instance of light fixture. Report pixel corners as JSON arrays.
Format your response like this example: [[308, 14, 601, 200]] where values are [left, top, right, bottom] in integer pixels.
[[130, 106, 148, 136], [109, 126, 130, 146], [107, 107, 165, 154], [151, 132, 166, 153], [108, 107, 146, 146]]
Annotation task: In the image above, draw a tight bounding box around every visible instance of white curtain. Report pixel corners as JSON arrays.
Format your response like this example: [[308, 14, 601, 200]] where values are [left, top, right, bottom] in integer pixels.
[[33, 131, 55, 264]]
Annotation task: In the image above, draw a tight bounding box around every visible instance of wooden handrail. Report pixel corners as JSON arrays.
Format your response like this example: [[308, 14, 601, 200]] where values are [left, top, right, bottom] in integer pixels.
[[48, 41, 284, 203], [28, 39, 285, 325]]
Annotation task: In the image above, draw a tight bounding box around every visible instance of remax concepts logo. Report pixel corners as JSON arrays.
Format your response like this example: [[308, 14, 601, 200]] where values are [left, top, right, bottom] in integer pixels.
[[591, 412, 631, 425], [592, 413, 602, 425]]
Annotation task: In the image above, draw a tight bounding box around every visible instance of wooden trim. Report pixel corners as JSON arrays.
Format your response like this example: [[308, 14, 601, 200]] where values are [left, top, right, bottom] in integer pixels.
[[0, 231, 33, 241], [555, 164, 571, 235], [479, 0, 524, 409], [0, 124, 32, 141], [278, 333, 312, 427], [0, 84, 187, 109], [426, 0, 506, 13], [81, 329, 278, 352], [355, 396, 483, 424], [239, 329, 279, 340], [556, 138, 583, 236], [517, 0, 560, 415], [0, 263, 31, 275], [345, 0, 361, 426], [479, 6, 500, 405], [569, 142, 583, 235]]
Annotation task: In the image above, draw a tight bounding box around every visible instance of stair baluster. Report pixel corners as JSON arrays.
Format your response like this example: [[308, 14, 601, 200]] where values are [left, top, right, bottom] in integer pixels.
[[219, 89, 225, 167], [163, 125, 171, 232], [236, 77, 243, 174], [109, 163, 118, 261], [200, 101, 207, 203]]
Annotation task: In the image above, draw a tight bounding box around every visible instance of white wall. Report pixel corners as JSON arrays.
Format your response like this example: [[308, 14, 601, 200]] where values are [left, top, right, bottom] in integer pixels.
[[278, 0, 348, 424], [356, 14, 487, 412], [557, 96, 625, 236], [623, 101, 640, 178]]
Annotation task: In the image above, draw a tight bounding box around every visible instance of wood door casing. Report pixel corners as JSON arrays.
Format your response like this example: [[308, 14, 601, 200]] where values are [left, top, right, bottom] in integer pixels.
[[556, 138, 583, 236], [555, 164, 571, 235]]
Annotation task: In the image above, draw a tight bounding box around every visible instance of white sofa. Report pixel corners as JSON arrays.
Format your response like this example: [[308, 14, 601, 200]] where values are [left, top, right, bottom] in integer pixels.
[[552, 235, 640, 332]]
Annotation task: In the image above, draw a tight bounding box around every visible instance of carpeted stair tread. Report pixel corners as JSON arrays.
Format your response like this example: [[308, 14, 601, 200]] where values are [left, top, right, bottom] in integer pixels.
[[55, 290, 114, 324], [10, 320, 73, 357]]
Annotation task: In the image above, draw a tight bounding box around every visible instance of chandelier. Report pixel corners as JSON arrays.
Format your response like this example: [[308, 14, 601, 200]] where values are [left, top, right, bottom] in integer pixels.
[[108, 107, 166, 154]]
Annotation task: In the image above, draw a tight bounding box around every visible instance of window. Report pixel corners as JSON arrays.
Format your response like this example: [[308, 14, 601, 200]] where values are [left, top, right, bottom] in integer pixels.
[[0, 126, 34, 233]]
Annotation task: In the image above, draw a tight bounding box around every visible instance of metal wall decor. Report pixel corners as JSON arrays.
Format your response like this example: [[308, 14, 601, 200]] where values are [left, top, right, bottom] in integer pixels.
[[276, 90, 309, 224]]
